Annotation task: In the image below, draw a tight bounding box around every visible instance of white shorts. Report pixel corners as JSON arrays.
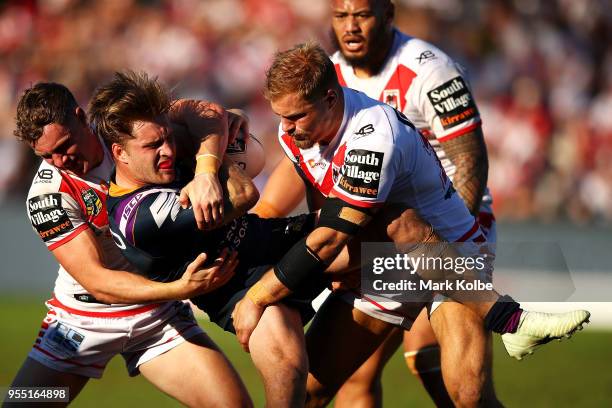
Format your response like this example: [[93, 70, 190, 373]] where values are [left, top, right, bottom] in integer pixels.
[[28, 298, 203, 378], [312, 288, 427, 330], [313, 212, 498, 330]]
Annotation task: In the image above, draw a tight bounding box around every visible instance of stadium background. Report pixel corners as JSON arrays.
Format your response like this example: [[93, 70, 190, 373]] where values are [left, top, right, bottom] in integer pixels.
[[0, 0, 610, 406]]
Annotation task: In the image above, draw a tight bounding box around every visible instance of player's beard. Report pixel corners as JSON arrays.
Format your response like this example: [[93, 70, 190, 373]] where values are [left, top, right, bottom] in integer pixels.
[[329, 22, 390, 74], [292, 131, 315, 149]]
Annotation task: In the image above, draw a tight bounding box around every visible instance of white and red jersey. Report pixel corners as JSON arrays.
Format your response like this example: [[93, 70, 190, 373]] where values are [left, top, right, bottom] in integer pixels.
[[279, 87, 481, 242], [26, 142, 161, 314], [331, 30, 492, 210]]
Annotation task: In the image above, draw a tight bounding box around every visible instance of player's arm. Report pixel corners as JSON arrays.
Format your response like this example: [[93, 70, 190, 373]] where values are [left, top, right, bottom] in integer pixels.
[[170, 100, 249, 229], [418, 62, 488, 215], [255, 197, 373, 299], [253, 155, 307, 217], [233, 198, 374, 351], [51, 228, 238, 304], [217, 157, 260, 225], [439, 126, 488, 214], [170, 98, 229, 162]]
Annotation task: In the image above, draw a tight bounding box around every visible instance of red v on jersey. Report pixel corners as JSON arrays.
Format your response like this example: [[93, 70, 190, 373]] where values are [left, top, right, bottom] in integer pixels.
[[334, 63, 416, 112], [378, 65, 416, 112]]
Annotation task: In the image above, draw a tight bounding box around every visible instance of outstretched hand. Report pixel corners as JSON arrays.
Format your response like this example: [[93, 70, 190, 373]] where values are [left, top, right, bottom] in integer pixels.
[[178, 249, 238, 297]]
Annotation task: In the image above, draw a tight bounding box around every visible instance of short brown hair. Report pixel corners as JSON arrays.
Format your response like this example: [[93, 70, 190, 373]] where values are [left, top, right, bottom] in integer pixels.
[[88, 70, 171, 147], [264, 41, 339, 102], [14, 82, 79, 144]]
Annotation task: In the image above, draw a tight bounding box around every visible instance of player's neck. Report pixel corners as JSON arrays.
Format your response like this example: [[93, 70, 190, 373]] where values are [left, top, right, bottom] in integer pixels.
[[115, 167, 145, 190]]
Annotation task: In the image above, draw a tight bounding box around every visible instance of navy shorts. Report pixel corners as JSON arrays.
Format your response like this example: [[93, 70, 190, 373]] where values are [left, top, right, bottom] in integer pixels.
[[191, 213, 329, 333]]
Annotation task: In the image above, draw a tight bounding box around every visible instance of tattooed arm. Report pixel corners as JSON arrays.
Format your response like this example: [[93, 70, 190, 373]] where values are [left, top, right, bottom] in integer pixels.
[[440, 126, 488, 215]]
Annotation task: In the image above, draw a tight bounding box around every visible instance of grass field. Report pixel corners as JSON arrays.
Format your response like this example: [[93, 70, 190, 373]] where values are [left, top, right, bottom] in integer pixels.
[[1, 295, 611, 407]]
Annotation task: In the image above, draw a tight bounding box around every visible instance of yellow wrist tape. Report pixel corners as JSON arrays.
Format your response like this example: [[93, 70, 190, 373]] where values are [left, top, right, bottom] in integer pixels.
[[246, 280, 276, 306], [195, 153, 220, 175], [252, 200, 283, 218]]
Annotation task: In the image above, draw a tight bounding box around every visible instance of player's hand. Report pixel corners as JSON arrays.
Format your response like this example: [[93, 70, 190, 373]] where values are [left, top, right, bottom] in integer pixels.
[[232, 295, 265, 353], [178, 249, 238, 297], [227, 109, 249, 144], [179, 173, 224, 230]]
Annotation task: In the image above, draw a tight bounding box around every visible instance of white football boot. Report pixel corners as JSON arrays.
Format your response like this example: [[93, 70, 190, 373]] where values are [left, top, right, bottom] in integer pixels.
[[502, 310, 590, 360]]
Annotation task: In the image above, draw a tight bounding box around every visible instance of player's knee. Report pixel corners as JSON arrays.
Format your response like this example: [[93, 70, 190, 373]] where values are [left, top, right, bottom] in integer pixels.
[[260, 338, 308, 386], [444, 369, 485, 408], [448, 383, 483, 408]]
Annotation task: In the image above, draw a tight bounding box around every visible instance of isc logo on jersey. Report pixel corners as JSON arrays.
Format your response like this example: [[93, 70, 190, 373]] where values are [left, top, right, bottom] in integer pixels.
[[338, 149, 384, 198], [427, 77, 478, 129], [27, 193, 73, 241]]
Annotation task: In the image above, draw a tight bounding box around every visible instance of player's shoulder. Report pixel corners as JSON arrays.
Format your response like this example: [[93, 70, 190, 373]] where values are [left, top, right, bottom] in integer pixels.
[[27, 161, 64, 201], [330, 50, 343, 65], [395, 32, 458, 75], [346, 90, 399, 145], [108, 184, 181, 230]]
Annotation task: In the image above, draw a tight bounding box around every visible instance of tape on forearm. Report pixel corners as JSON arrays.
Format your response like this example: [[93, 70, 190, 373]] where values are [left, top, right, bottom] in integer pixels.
[[246, 280, 277, 306], [195, 153, 221, 175], [252, 200, 284, 218], [274, 237, 327, 292], [318, 198, 372, 235]]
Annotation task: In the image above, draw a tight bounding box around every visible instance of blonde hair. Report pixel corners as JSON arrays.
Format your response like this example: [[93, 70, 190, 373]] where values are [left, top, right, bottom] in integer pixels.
[[264, 41, 339, 102]]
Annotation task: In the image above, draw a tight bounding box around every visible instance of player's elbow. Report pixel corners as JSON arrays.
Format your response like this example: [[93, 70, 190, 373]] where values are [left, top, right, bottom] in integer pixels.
[[82, 285, 121, 305], [88, 291, 118, 305]]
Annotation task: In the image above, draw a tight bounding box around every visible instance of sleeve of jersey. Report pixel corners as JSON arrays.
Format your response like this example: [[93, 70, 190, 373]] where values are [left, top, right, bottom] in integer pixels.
[[26, 190, 88, 251], [330, 134, 398, 208], [417, 62, 482, 142]]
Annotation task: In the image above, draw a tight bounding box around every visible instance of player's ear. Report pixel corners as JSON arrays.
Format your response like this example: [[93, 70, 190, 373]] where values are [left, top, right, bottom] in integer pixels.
[[112, 143, 129, 163], [325, 89, 338, 109], [75, 106, 87, 125]]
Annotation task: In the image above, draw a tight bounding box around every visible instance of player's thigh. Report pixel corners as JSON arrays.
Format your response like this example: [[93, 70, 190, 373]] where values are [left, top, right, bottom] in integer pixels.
[[5, 357, 89, 407], [140, 333, 252, 408], [429, 302, 492, 394], [306, 294, 394, 396], [249, 303, 307, 372], [403, 308, 438, 351]]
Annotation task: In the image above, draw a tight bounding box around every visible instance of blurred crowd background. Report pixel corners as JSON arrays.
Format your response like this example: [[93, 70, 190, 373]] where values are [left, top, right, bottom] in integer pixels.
[[0, 0, 611, 224]]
